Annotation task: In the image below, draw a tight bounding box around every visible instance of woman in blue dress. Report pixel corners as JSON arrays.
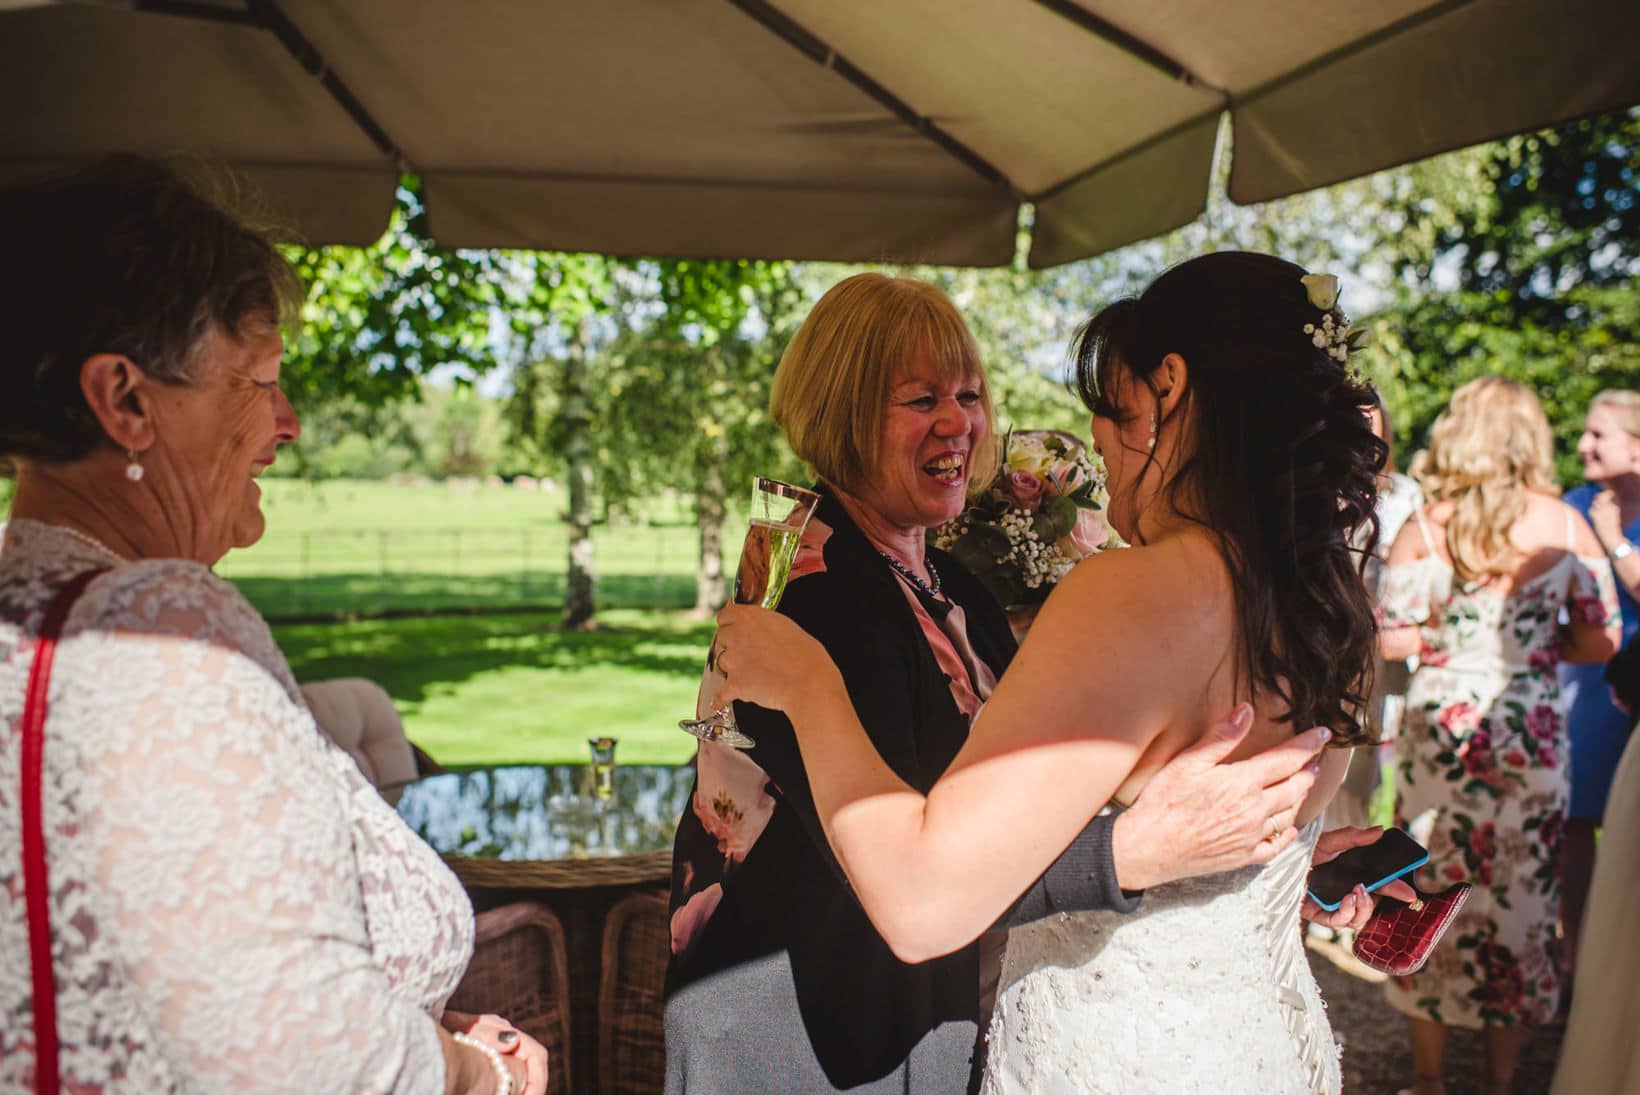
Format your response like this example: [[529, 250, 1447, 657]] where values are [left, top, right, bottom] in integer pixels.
[[1561, 389, 1640, 964]]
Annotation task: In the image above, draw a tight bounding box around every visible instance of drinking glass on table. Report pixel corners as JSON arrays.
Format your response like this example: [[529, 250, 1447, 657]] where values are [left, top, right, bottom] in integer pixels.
[[679, 477, 820, 749], [588, 736, 617, 803]]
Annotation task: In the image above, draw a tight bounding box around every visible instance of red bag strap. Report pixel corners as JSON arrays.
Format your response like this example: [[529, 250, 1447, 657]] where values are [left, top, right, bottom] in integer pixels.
[[21, 568, 105, 1095]]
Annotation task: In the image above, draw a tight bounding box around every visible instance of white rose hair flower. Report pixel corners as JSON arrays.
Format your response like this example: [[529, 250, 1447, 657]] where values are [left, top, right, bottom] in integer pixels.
[[1300, 273, 1340, 310], [1299, 271, 1367, 370]]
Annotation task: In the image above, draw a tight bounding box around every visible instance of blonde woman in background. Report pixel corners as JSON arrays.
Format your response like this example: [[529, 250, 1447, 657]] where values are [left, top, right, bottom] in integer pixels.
[[1559, 389, 1640, 966], [1378, 378, 1620, 1095]]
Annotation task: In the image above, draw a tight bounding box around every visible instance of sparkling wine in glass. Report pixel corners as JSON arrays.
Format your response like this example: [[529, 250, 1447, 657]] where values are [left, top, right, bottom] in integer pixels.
[[588, 736, 617, 803], [679, 477, 820, 749]]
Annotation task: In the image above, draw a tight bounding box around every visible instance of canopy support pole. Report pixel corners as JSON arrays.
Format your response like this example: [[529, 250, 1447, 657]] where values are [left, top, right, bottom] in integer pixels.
[[725, 0, 1016, 194], [135, 0, 409, 171]]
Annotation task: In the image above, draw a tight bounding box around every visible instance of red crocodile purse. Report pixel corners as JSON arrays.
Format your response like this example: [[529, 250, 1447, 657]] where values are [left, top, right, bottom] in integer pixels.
[[1352, 882, 1472, 976]]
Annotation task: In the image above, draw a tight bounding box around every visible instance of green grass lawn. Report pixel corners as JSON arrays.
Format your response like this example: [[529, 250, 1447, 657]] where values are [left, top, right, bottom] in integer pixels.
[[273, 609, 710, 766], [3, 479, 719, 765], [244, 482, 715, 765], [220, 478, 704, 619]]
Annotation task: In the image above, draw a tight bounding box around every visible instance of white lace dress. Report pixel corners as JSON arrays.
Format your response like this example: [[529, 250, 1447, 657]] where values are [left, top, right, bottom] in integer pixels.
[[982, 817, 1340, 1094], [0, 519, 473, 1093]]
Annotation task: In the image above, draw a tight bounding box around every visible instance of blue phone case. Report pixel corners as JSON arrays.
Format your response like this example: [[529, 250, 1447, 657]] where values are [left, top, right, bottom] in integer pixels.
[[1305, 853, 1429, 911]]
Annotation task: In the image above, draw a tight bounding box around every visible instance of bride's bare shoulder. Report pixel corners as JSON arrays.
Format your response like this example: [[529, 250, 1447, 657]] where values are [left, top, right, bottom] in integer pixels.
[[1046, 531, 1232, 638], [1060, 531, 1228, 597]]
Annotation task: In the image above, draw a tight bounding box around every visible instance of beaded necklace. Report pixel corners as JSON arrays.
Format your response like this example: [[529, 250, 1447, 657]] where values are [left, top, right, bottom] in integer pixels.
[[877, 548, 942, 600], [52, 524, 123, 562]]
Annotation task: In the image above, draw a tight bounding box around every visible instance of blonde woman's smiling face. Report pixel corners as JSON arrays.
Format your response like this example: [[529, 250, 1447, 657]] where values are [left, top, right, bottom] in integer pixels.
[[1579, 404, 1640, 484], [851, 352, 988, 534]]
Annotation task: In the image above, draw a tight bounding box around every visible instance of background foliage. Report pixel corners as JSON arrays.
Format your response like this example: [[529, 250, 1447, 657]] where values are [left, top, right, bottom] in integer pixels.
[[3, 109, 1635, 761], [274, 108, 1640, 513]]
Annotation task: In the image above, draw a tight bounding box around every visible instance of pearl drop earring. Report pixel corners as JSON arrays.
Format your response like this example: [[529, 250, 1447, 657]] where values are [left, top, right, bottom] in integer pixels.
[[1146, 414, 1157, 450], [125, 449, 144, 482]]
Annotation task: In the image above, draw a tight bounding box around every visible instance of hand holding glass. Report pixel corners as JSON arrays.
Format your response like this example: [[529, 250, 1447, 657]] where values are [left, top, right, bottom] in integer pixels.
[[679, 477, 819, 749]]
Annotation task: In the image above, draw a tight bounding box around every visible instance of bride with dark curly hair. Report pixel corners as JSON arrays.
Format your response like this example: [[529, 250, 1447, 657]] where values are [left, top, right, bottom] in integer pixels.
[[709, 252, 1387, 1093]]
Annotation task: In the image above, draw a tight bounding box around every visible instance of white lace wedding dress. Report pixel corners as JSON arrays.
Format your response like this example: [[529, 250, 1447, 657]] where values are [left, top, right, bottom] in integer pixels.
[[0, 519, 473, 1093], [982, 816, 1341, 1094]]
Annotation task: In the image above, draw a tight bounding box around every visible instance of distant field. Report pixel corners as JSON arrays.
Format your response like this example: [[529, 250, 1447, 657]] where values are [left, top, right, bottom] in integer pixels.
[[2, 478, 714, 765], [238, 481, 713, 765], [218, 478, 704, 619], [274, 609, 709, 766]]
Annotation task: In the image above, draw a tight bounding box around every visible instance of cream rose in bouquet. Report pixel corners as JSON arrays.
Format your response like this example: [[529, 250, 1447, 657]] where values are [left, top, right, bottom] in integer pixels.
[[930, 429, 1122, 610]]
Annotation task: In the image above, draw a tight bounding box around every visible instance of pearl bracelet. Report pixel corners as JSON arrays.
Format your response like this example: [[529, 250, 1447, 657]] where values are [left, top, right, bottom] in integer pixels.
[[452, 1031, 512, 1095]]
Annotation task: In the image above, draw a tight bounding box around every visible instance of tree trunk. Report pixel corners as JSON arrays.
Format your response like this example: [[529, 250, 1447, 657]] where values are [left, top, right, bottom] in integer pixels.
[[560, 320, 597, 630], [692, 444, 729, 617]]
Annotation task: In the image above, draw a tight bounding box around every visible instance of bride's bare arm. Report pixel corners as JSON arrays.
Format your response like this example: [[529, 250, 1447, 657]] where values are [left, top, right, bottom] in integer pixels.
[[713, 547, 1226, 961]]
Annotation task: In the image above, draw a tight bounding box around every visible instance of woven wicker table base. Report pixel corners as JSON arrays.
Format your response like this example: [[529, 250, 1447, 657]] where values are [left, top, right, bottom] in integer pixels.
[[445, 849, 671, 890]]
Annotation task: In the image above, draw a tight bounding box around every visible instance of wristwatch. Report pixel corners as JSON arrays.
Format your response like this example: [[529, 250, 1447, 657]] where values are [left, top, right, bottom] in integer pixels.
[[1612, 541, 1634, 561]]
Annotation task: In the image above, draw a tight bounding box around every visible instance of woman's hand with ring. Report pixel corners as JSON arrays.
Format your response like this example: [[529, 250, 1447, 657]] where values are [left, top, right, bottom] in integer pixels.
[[1108, 705, 1327, 890], [708, 604, 841, 716], [446, 1012, 548, 1095]]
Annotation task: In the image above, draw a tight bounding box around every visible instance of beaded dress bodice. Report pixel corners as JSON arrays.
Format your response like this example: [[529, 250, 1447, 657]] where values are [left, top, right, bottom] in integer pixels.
[[982, 817, 1340, 1094]]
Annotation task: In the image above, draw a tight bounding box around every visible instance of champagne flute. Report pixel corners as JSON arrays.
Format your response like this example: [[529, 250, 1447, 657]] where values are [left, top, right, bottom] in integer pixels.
[[679, 477, 820, 749], [588, 736, 617, 803]]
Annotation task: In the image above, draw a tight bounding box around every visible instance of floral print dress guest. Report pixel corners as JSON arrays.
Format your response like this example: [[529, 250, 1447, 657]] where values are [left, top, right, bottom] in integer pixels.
[[1376, 379, 1619, 1095], [1382, 510, 1615, 1021]]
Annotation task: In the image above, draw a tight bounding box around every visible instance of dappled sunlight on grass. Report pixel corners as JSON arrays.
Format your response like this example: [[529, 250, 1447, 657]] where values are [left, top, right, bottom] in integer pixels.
[[274, 610, 714, 766]]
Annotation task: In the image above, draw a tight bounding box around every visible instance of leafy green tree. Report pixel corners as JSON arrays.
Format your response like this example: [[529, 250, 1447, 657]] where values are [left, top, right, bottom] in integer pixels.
[[278, 178, 499, 480], [497, 253, 618, 629], [286, 187, 493, 381], [1366, 108, 1640, 480], [596, 259, 807, 614]]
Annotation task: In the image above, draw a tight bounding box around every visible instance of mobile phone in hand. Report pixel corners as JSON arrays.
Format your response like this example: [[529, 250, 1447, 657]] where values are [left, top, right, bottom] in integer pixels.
[[1305, 828, 1429, 911]]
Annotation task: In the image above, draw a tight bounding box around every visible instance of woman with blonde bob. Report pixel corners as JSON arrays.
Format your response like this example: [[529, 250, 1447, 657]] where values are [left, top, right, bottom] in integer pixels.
[[663, 271, 1344, 1093], [702, 253, 1415, 1093], [1379, 377, 1621, 1095]]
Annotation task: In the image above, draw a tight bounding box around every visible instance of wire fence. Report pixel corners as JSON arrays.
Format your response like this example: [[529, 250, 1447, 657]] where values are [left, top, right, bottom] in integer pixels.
[[217, 523, 702, 622]]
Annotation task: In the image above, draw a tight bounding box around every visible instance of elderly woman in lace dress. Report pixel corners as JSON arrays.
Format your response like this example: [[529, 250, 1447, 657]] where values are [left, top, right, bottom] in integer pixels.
[[0, 158, 545, 1094]]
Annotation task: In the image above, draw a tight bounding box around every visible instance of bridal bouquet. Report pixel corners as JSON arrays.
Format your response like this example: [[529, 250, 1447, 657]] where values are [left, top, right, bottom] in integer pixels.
[[931, 429, 1121, 609]]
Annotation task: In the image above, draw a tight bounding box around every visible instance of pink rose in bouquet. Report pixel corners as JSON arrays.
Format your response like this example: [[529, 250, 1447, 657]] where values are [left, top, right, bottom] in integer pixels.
[[1063, 506, 1110, 557], [1004, 469, 1044, 511]]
